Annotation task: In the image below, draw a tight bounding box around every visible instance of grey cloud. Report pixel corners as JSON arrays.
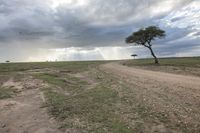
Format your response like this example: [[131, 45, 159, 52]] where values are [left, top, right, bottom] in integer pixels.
[[0, 0, 194, 44], [0, 0, 199, 61], [194, 32, 200, 36], [171, 16, 186, 22]]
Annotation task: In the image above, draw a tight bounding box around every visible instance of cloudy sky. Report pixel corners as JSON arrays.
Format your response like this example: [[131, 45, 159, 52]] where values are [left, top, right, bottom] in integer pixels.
[[0, 0, 199, 62]]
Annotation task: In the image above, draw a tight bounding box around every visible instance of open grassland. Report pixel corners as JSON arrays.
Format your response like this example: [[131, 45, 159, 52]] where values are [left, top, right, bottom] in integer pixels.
[[0, 61, 106, 73], [123, 57, 200, 76], [32, 63, 133, 132], [0, 57, 200, 133]]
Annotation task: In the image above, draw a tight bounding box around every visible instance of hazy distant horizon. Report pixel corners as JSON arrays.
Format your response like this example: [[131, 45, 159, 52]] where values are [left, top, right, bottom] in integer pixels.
[[2, 55, 200, 64]]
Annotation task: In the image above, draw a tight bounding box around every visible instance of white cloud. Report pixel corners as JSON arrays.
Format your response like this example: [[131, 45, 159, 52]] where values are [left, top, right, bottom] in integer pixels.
[[50, 0, 90, 10], [160, 1, 200, 30], [25, 46, 138, 62]]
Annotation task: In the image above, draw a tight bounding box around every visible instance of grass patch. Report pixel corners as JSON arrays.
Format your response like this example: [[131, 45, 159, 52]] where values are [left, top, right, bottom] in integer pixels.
[[44, 86, 132, 133], [0, 61, 106, 73], [0, 87, 15, 99], [124, 57, 200, 76], [124, 57, 200, 67], [34, 73, 66, 87], [34, 72, 89, 95]]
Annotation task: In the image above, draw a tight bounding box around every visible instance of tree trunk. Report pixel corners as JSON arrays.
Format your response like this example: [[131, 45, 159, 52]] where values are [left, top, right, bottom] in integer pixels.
[[148, 46, 159, 64]]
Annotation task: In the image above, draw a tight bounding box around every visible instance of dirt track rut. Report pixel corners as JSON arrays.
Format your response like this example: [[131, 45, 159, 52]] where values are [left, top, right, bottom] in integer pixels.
[[0, 76, 61, 133]]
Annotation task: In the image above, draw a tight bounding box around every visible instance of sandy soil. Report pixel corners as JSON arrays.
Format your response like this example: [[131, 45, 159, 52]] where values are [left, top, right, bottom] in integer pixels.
[[0, 76, 62, 133]]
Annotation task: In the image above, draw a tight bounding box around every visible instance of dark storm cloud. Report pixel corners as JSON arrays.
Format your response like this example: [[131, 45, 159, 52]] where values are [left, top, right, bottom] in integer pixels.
[[0, 0, 55, 43], [0, 0, 199, 61], [51, 0, 193, 47], [0, 0, 192, 44]]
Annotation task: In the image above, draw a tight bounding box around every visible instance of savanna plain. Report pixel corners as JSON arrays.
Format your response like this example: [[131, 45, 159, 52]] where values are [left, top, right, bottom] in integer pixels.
[[0, 57, 200, 133]]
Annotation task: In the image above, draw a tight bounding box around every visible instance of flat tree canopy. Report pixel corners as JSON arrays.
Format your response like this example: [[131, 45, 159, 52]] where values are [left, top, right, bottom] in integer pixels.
[[131, 54, 137, 57], [126, 26, 166, 64], [131, 54, 137, 59]]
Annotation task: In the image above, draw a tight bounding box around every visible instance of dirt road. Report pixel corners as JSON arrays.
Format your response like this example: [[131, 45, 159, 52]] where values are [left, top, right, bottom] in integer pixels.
[[101, 62, 200, 89], [100, 62, 200, 132]]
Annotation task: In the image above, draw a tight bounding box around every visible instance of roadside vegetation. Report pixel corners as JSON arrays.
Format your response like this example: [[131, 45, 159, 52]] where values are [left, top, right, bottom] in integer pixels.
[[0, 74, 18, 99], [124, 57, 200, 67], [0, 87, 13, 99], [33, 65, 133, 132], [0, 61, 105, 73], [124, 57, 200, 76]]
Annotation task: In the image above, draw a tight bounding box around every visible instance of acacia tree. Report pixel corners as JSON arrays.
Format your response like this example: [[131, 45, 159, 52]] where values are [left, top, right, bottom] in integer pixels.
[[126, 26, 166, 64], [131, 54, 137, 59]]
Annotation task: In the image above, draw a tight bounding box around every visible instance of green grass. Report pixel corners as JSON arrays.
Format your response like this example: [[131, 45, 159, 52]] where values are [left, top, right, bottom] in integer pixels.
[[34, 72, 89, 95], [123, 57, 200, 76], [125, 57, 200, 67], [35, 69, 132, 132], [44, 86, 132, 133], [0, 61, 106, 73], [34, 73, 66, 87], [0, 87, 15, 99]]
